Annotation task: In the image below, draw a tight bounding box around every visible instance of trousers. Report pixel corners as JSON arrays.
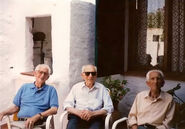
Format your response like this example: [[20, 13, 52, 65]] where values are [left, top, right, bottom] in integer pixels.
[[67, 114, 104, 129]]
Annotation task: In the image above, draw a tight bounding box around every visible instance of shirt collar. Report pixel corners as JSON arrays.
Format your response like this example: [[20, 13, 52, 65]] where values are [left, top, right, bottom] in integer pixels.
[[82, 82, 98, 90], [31, 82, 46, 91], [144, 90, 163, 101]]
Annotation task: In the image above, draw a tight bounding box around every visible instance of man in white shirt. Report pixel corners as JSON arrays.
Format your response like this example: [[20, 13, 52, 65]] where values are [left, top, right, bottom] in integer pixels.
[[63, 64, 113, 129], [128, 70, 175, 129]]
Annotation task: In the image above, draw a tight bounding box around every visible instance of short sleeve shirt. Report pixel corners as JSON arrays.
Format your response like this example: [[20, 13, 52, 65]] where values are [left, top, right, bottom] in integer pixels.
[[13, 83, 59, 118]]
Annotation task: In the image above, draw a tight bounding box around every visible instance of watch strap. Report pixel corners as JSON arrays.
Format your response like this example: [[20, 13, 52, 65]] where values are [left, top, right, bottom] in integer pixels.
[[39, 113, 44, 120]]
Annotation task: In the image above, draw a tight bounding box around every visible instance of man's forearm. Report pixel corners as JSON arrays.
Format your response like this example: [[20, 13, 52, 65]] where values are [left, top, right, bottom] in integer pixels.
[[1, 105, 19, 116], [66, 107, 82, 117], [0, 105, 19, 121], [91, 109, 107, 117], [39, 107, 58, 117]]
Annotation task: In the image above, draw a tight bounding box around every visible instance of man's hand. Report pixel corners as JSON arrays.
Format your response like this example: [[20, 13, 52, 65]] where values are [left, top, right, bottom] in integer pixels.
[[25, 114, 40, 129], [131, 124, 138, 129], [76, 110, 94, 121], [80, 110, 94, 121], [66, 107, 106, 121]]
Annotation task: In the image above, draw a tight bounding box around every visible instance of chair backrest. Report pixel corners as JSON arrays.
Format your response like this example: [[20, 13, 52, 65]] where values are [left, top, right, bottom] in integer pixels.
[[60, 111, 68, 129]]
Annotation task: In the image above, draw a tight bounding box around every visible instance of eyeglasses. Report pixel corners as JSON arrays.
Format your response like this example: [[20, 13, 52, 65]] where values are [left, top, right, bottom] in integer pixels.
[[84, 72, 97, 76], [37, 70, 48, 75]]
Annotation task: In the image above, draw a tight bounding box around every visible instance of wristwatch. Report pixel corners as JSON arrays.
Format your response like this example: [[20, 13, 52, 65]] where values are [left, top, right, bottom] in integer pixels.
[[38, 113, 44, 120]]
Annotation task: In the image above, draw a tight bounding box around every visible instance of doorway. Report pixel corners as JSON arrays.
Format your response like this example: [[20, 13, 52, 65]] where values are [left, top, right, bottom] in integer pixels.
[[31, 17, 53, 73]]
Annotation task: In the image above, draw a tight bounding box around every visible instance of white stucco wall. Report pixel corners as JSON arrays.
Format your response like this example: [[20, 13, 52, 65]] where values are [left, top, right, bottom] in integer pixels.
[[0, 0, 95, 128]]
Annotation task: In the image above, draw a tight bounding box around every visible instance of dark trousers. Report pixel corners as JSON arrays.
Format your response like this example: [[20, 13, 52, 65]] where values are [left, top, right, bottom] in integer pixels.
[[138, 124, 156, 129], [67, 114, 104, 129]]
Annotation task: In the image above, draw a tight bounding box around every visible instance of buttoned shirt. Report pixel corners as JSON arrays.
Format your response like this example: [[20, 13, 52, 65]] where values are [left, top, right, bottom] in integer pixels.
[[128, 90, 175, 129], [63, 82, 113, 113], [13, 83, 59, 118]]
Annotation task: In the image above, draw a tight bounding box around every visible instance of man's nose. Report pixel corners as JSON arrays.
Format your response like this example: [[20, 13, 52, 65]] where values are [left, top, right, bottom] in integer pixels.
[[153, 78, 158, 83], [40, 73, 46, 78]]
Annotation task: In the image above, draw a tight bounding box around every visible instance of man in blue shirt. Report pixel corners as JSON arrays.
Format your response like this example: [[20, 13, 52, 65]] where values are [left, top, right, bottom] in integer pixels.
[[0, 64, 59, 128]]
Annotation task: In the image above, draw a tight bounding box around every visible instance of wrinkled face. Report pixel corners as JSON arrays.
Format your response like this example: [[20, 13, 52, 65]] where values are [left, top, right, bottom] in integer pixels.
[[81, 65, 97, 85], [146, 72, 164, 91], [34, 67, 49, 85]]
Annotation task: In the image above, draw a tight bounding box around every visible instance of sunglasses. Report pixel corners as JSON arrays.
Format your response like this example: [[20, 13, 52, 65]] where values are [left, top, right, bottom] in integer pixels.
[[84, 72, 97, 76]]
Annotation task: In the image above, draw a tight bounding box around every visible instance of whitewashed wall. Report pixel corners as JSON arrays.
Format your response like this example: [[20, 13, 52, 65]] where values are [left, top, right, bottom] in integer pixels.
[[0, 0, 96, 129]]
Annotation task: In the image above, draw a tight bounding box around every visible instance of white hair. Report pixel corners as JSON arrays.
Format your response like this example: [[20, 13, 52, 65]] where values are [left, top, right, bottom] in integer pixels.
[[81, 64, 97, 73], [146, 69, 164, 81], [35, 64, 51, 75]]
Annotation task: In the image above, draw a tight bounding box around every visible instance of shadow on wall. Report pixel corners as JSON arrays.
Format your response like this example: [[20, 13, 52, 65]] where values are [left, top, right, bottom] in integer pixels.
[[69, 0, 96, 88]]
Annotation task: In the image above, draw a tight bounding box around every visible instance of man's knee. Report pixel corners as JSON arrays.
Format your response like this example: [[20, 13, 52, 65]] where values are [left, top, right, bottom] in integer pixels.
[[89, 121, 103, 129], [89, 117, 104, 129]]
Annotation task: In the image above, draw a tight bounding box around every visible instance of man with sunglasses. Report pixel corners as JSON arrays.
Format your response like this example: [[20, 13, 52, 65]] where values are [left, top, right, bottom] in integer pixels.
[[0, 64, 59, 129], [63, 64, 113, 129]]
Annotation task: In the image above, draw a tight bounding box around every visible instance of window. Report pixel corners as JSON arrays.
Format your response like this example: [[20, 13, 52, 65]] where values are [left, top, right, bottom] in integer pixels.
[[32, 17, 52, 73], [127, 0, 185, 81], [22, 16, 53, 76]]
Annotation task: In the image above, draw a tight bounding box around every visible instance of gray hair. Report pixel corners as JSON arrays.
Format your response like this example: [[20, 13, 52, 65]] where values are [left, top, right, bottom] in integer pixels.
[[146, 69, 164, 81], [81, 64, 97, 73], [35, 64, 51, 75]]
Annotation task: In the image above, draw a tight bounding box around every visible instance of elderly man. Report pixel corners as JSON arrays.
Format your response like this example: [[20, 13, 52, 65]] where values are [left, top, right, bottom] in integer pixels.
[[128, 69, 175, 129], [63, 64, 113, 129], [0, 64, 59, 129]]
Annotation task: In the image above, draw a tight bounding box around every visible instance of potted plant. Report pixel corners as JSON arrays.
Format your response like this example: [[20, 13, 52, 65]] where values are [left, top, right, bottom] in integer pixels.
[[102, 76, 129, 110]]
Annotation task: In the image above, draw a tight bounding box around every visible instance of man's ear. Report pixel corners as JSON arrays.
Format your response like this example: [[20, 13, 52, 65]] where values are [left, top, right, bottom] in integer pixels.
[[33, 71, 36, 77], [46, 75, 50, 80], [161, 79, 165, 87], [81, 73, 85, 80], [146, 80, 150, 87]]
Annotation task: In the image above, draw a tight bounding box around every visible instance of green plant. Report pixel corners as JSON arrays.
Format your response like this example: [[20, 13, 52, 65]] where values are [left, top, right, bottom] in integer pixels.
[[167, 84, 185, 128], [102, 76, 129, 104]]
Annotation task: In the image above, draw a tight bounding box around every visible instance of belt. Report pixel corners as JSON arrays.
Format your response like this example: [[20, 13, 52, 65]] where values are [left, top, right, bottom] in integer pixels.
[[18, 117, 47, 125], [18, 118, 28, 121], [139, 123, 156, 129]]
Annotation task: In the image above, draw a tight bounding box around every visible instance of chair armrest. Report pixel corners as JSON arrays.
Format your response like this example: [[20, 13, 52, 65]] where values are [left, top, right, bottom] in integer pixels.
[[46, 115, 54, 129], [60, 111, 69, 129], [105, 113, 111, 129], [112, 117, 128, 129]]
